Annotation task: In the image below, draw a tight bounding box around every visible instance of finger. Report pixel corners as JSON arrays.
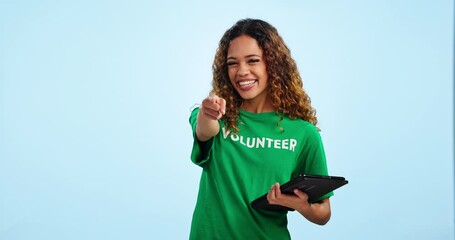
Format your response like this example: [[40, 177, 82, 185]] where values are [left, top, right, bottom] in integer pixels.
[[202, 106, 222, 121], [219, 98, 226, 115], [208, 94, 221, 103], [205, 97, 226, 116], [293, 189, 308, 200], [267, 184, 276, 203], [202, 98, 220, 112], [208, 94, 216, 103], [274, 183, 281, 198], [211, 96, 225, 113], [200, 106, 221, 120]]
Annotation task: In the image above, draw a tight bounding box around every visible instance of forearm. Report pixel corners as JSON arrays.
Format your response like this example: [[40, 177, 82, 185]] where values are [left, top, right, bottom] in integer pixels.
[[296, 199, 331, 225], [196, 110, 220, 142]]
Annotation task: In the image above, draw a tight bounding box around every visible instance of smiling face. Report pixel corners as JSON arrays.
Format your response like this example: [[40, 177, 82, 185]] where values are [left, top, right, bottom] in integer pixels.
[[227, 35, 272, 111]]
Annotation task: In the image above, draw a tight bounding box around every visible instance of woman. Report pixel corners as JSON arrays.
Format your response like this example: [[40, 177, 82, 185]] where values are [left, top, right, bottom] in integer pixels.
[[189, 18, 332, 239]]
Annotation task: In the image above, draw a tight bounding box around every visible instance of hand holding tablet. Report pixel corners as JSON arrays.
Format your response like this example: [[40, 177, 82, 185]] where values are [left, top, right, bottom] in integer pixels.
[[251, 174, 348, 211]]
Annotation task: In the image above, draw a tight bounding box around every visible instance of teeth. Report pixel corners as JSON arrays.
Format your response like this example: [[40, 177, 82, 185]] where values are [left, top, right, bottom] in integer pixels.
[[239, 80, 255, 86]]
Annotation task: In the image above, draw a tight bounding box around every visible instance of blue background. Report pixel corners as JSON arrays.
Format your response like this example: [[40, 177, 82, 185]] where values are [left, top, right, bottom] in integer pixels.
[[1, 0, 453, 239]]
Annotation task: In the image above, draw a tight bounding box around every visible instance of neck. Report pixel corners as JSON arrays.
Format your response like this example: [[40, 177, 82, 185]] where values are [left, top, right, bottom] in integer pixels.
[[241, 98, 275, 113]]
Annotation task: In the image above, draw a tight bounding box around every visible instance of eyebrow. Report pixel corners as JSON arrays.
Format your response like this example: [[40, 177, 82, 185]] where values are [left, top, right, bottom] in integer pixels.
[[227, 54, 261, 60]]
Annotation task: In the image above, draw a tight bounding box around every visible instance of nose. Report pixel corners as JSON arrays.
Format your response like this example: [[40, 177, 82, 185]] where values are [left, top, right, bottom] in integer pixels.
[[237, 63, 249, 77]]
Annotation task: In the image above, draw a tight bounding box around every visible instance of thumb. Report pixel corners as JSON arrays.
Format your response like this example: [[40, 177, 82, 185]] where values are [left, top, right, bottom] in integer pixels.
[[209, 94, 226, 115], [219, 98, 226, 115]]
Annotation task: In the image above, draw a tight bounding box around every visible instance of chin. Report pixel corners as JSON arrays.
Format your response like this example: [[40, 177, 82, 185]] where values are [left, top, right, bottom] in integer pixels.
[[238, 93, 257, 100]]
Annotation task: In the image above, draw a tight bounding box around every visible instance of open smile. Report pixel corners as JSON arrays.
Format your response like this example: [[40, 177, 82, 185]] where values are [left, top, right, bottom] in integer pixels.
[[237, 80, 257, 91]]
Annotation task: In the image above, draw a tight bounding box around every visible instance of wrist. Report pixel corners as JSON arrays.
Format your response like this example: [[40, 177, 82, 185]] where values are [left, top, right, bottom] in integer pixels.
[[196, 111, 220, 141], [295, 202, 312, 216]]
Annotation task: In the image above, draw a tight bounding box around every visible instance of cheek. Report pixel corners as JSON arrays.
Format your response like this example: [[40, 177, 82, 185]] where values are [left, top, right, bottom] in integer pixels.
[[228, 69, 236, 83], [261, 66, 268, 78], [261, 68, 269, 83]]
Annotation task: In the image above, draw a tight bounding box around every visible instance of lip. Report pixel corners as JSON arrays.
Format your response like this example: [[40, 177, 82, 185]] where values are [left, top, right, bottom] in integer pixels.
[[236, 79, 257, 91], [237, 78, 256, 84]]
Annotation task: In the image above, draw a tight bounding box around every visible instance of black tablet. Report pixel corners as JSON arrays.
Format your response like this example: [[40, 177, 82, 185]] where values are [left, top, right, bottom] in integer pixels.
[[250, 174, 348, 211]]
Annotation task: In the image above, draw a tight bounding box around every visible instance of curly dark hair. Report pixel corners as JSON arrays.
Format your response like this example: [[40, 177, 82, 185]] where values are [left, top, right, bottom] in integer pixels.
[[211, 18, 318, 133]]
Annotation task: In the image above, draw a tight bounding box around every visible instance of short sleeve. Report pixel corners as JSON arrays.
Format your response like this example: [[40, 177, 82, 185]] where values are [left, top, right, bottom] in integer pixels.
[[297, 124, 334, 201], [189, 107, 214, 167]]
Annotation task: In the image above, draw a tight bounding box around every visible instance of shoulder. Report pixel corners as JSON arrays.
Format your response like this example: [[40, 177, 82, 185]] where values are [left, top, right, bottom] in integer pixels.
[[283, 116, 318, 131], [282, 116, 321, 140]]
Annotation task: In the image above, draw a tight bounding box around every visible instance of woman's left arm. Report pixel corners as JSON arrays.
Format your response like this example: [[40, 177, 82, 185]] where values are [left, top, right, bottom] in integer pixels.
[[267, 183, 331, 225]]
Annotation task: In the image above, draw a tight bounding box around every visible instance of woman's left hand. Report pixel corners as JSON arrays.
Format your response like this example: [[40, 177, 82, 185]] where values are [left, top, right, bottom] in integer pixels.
[[266, 183, 331, 225], [266, 183, 311, 212]]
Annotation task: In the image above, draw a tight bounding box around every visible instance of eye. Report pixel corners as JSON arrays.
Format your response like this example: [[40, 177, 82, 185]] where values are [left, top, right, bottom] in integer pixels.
[[248, 59, 260, 64], [227, 61, 238, 66]]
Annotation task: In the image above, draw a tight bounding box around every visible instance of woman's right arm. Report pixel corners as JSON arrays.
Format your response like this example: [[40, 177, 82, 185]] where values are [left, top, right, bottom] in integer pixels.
[[196, 95, 226, 142]]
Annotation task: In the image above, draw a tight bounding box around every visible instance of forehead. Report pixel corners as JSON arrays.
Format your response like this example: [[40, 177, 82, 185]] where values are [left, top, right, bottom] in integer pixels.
[[227, 35, 263, 57]]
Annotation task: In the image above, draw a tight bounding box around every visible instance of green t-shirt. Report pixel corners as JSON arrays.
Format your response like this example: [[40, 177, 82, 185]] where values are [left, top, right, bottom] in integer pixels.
[[189, 108, 332, 240]]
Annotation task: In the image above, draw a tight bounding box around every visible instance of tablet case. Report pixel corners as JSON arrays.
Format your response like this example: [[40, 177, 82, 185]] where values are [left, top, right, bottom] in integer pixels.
[[250, 174, 348, 211]]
